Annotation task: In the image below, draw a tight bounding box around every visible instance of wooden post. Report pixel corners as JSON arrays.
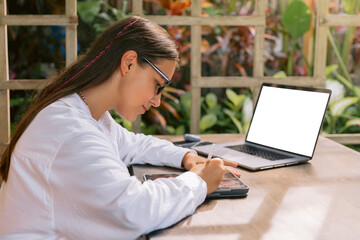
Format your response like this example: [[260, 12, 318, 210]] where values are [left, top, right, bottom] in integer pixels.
[[132, 0, 142, 16], [252, 0, 266, 104], [190, 0, 202, 134], [0, 0, 9, 154], [65, 0, 77, 67], [131, 0, 143, 133], [313, 0, 328, 87]]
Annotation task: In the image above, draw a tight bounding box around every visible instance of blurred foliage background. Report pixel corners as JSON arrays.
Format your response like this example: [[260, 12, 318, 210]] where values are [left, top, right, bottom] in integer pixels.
[[7, 0, 360, 151]]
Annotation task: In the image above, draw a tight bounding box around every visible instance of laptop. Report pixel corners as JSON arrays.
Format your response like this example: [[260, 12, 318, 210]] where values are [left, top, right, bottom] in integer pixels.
[[192, 83, 331, 171]]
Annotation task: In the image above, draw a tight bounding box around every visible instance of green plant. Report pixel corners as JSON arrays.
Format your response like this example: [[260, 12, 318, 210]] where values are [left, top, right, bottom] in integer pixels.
[[324, 65, 360, 134], [223, 89, 253, 133], [110, 110, 132, 132], [78, 0, 130, 37], [324, 96, 360, 134], [199, 89, 252, 134], [280, 0, 312, 76], [166, 91, 191, 135], [200, 92, 220, 132]]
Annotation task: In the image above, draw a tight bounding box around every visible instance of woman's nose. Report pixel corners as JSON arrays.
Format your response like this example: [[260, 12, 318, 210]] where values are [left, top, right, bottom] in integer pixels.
[[150, 93, 161, 107]]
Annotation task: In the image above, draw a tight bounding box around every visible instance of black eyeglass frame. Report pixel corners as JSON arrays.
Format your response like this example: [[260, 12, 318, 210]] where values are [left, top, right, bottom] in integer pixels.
[[142, 56, 171, 95]]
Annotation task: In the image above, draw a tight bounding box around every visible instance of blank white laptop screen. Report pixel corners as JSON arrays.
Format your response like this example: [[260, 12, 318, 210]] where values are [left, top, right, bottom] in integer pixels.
[[246, 86, 330, 157]]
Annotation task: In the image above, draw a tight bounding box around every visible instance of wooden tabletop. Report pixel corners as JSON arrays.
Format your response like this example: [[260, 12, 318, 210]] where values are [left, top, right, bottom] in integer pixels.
[[132, 134, 360, 240]]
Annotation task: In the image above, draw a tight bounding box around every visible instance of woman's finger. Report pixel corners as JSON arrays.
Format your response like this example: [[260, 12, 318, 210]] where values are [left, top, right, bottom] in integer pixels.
[[224, 166, 241, 177], [216, 158, 238, 167]]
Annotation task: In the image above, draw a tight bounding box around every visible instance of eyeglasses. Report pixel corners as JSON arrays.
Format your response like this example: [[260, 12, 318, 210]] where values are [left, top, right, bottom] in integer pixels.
[[142, 56, 171, 95]]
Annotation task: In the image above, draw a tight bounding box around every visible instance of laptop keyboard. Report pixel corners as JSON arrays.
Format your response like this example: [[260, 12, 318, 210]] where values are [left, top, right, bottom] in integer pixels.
[[225, 144, 290, 161]]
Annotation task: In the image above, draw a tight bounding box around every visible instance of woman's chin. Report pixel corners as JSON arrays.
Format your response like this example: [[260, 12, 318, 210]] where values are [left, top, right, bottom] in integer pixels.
[[114, 110, 138, 123], [125, 113, 139, 123], [128, 116, 138, 122]]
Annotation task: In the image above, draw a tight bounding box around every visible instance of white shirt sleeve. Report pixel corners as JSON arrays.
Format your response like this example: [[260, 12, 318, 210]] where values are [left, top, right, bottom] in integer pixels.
[[111, 118, 193, 169], [51, 130, 207, 239]]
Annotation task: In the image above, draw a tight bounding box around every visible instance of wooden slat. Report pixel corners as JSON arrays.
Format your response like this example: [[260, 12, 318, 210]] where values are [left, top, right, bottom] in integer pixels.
[[65, 25, 77, 66], [252, 0, 266, 103], [323, 15, 360, 26], [0, 90, 9, 144], [303, 0, 315, 71], [145, 16, 265, 26], [253, 0, 265, 78], [190, 84, 201, 134], [0, 15, 77, 26], [193, 76, 324, 88], [313, 0, 328, 87], [0, 0, 9, 146], [131, 0, 143, 133], [132, 0, 143, 16], [323, 133, 360, 144], [190, 0, 202, 134], [0, 79, 47, 90], [0, 143, 6, 155], [65, 0, 77, 67]]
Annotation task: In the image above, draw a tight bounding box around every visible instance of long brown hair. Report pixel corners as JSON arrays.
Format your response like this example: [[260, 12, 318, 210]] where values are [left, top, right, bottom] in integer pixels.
[[0, 16, 178, 182]]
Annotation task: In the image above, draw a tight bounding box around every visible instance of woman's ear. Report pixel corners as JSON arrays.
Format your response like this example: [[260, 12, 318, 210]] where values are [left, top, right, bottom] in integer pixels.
[[120, 50, 138, 76]]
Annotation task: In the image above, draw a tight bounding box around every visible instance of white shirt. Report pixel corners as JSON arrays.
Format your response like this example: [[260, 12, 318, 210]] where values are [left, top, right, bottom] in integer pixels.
[[0, 94, 207, 239]]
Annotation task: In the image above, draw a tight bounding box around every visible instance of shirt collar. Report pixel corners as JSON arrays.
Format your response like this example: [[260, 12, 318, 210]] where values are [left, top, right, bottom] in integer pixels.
[[60, 93, 111, 123], [61, 93, 92, 117]]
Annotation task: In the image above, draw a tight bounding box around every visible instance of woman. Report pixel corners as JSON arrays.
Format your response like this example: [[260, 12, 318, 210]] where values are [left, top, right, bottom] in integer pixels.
[[0, 16, 239, 239]]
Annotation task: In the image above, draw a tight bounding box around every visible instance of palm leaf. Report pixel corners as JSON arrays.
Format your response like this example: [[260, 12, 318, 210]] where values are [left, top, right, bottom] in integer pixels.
[[330, 97, 359, 117]]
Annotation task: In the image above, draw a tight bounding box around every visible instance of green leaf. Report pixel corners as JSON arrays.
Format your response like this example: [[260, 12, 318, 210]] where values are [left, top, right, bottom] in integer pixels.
[[242, 96, 253, 124], [339, 118, 360, 133], [333, 71, 354, 91], [208, 105, 222, 116], [142, 124, 157, 135], [166, 126, 175, 135], [121, 119, 132, 131], [281, 0, 312, 39], [325, 64, 338, 77], [223, 109, 243, 133], [103, 1, 126, 20], [77, 1, 102, 24], [10, 123, 15, 137], [226, 89, 245, 108], [223, 100, 235, 111], [330, 97, 359, 117], [10, 98, 25, 106], [343, 0, 357, 14], [325, 79, 345, 104], [354, 86, 360, 99], [205, 92, 217, 108], [98, 12, 114, 24], [175, 125, 185, 135], [226, 89, 238, 105], [200, 114, 217, 132], [273, 71, 287, 78], [243, 121, 251, 133]]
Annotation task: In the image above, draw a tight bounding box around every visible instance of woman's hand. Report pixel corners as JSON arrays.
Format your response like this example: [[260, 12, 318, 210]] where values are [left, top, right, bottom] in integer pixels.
[[182, 152, 241, 177], [189, 159, 226, 194]]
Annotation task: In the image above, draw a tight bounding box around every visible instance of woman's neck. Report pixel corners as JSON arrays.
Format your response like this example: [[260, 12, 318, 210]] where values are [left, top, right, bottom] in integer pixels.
[[79, 70, 121, 121], [80, 83, 114, 121]]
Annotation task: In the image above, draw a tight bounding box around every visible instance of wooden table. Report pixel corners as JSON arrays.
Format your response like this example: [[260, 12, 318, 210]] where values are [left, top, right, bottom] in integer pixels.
[[132, 134, 360, 240]]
